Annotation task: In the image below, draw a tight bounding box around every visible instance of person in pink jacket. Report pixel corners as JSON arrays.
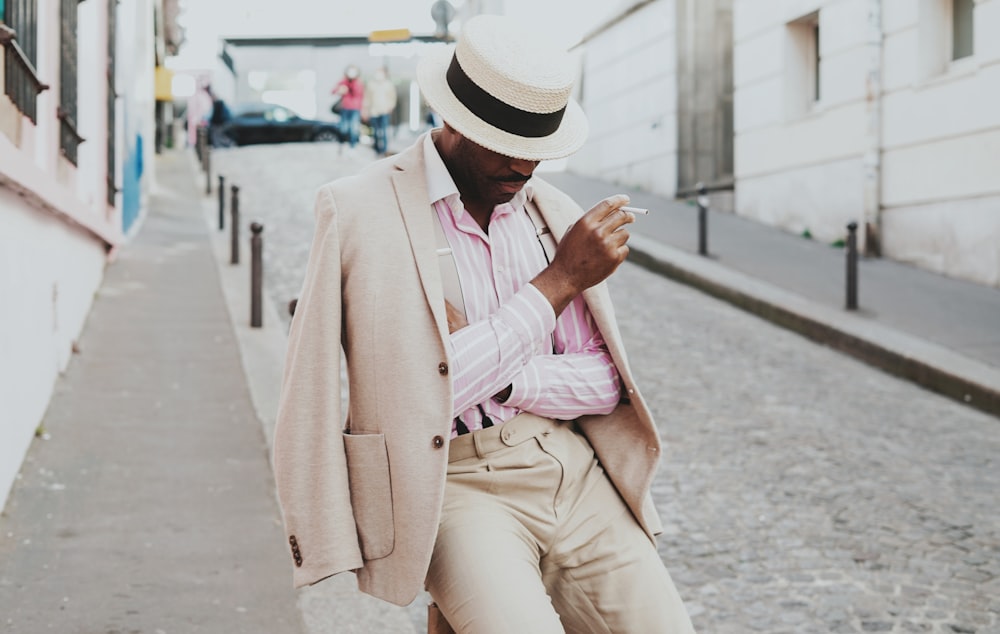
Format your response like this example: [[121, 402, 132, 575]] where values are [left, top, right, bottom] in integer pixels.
[[332, 64, 365, 148]]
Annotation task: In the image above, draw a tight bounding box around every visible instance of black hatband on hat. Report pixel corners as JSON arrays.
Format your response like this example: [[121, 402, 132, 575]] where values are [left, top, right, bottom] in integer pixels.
[[446, 54, 566, 138]]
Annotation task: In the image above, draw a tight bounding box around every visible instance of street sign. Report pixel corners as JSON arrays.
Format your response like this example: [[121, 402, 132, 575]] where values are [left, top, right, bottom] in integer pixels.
[[369, 28, 411, 43]]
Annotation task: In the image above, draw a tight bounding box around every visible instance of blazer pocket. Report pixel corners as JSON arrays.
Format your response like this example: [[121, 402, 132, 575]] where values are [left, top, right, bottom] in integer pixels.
[[342, 432, 395, 560]]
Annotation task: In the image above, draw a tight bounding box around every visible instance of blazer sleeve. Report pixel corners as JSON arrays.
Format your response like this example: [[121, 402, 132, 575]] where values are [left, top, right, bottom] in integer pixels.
[[272, 185, 363, 588]]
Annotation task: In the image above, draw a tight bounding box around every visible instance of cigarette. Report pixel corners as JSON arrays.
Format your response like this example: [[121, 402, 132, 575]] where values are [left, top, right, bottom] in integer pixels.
[[621, 206, 649, 215]]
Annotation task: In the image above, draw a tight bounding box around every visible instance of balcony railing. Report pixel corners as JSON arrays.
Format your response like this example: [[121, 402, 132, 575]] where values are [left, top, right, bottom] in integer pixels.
[[57, 106, 84, 165], [0, 24, 48, 124]]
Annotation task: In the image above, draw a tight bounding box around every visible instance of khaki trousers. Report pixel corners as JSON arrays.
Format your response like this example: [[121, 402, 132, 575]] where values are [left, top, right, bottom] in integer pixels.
[[426, 413, 695, 634]]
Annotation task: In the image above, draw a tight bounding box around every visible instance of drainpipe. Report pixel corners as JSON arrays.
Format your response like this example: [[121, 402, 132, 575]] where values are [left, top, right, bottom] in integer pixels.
[[862, 0, 883, 256]]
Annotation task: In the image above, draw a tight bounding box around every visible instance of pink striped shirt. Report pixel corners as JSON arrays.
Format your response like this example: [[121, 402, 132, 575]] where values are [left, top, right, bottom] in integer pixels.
[[422, 135, 621, 437]]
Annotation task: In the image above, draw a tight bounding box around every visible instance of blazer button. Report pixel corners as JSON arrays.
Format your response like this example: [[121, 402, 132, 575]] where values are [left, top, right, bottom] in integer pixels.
[[289, 535, 303, 567], [432, 435, 444, 449], [438, 362, 449, 375]]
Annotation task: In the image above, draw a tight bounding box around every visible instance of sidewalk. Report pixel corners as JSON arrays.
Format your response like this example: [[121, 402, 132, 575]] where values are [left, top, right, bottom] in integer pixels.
[[0, 152, 304, 632], [541, 170, 1000, 418]]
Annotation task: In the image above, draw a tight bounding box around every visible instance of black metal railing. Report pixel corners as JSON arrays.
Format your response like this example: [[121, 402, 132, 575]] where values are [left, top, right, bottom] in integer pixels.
[[1, 24, 48, 124], [57, 106, 85, 165]]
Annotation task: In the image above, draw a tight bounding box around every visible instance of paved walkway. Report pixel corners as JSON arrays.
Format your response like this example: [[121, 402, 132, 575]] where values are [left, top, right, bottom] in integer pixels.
[[0, 151, 303, 633]]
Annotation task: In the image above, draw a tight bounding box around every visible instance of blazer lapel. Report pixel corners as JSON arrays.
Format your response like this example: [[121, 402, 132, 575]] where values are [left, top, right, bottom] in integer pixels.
[[390, 141, 450, 343]]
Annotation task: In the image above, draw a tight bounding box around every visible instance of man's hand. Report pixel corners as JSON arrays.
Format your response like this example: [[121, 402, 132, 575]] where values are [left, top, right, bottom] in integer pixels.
[[531, 195, 634, 316], [445, 300, 468, 334]]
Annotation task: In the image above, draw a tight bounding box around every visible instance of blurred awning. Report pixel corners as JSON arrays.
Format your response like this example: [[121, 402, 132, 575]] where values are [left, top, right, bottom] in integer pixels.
[[155, 66, 174, 101]]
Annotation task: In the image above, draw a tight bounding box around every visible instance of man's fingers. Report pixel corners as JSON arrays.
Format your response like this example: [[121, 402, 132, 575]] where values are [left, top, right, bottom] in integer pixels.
[[587, 195, 631, 222], [608, 207, 636, 232]]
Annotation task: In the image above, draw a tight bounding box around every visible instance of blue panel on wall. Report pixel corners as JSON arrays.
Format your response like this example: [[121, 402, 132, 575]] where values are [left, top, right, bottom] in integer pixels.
[[122, 133, 142, 234]]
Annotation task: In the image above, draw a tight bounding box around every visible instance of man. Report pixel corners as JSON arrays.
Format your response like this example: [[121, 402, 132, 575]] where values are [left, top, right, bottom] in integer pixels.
[[364, 67, 398, 157], [273, 15, 695, 634]]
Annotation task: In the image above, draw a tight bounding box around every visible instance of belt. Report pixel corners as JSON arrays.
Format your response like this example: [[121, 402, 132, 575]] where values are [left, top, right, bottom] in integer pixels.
[[447, 412, 562, 463]]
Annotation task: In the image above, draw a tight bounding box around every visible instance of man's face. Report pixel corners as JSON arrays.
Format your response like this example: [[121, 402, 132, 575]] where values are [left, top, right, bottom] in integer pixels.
[[446, 131, 540, 209]]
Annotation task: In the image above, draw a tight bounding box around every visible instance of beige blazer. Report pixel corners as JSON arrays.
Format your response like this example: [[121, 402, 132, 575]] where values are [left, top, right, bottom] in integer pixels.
[[272, 134, 665, 606]]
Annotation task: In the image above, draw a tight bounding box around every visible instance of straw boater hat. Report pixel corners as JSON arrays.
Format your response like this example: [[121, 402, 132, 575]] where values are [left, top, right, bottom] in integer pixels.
[[416, 14, 589, 161]]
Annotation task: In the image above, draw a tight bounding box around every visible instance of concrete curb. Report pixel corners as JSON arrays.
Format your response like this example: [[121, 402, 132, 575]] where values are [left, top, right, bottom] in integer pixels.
[[627, 233, 1000, 419]]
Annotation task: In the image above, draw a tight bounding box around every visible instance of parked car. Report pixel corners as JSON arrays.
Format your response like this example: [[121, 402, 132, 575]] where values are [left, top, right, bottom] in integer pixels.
[[217, 103, 343, 146]]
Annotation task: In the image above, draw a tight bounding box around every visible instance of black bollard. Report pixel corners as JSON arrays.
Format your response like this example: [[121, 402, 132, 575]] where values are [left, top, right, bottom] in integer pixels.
[[250, 222, 264, 328], [230, 185, 240, 265], [288, 298, 298, 318], [204, 136, 212, 196], [218, 175, 225, 230], [846, 222, 859, 310], [196, 127, 205, 166], [696, 182, 709, 256]]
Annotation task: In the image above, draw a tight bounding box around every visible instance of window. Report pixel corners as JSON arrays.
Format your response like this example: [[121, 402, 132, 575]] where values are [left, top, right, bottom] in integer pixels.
[[919, 0, 976, 79], [3, 0, 35, 66], [952, 0, 974, 60], [784, 11, 820, 119], [58, 0, 83, 164], [3, 0, 43, 123], [107, 0, 117, 206], [812, 21, 821, 102]]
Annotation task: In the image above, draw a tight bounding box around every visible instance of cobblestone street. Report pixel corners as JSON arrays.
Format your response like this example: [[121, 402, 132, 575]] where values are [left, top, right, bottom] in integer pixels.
[[213, 142, 1000, 634]]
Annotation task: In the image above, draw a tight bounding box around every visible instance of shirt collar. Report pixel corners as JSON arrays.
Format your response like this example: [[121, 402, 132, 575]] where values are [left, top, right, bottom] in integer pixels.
[[423, 132, 459, 206], [422, 133, 534, 215]]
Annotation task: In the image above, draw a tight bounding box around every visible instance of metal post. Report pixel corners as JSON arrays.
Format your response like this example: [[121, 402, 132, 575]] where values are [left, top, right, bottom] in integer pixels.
[[196, 127, 205, 166], [696, 182, 709, 256], [204, 134, 212, 195], [217, 175, 225, 230], [230, 185, 240, 265], [288, 299, 298, 318], [250, 222, 264, 328], [846, 221, 859, 310]]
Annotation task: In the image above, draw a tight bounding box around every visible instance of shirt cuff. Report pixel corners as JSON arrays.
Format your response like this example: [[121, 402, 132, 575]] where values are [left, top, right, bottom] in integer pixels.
[[502, 362, 541, 411], [495, 283, 556, 354]]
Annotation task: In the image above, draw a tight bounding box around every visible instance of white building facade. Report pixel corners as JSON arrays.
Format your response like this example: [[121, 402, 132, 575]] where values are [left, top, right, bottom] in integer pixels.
[[571, 0, 735, 203], [0, 0, 160, 509], [571, 0, 682, 199], [733, 0, 1000, 286]]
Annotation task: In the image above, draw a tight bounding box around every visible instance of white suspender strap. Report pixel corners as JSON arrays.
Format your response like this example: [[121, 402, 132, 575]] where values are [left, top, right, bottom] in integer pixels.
[[432, 205, 467, 318], [524, 199, 557, 264]]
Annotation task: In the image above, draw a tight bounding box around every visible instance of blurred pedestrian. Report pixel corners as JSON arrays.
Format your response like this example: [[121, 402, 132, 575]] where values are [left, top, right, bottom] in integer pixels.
[[207, 87, 232, 147], [425, 106, 442, 130], [332, 64, 364, 149], [272, 15, 695, 634], [186, 79, 213, 148], [365, 67, 398, 157]]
